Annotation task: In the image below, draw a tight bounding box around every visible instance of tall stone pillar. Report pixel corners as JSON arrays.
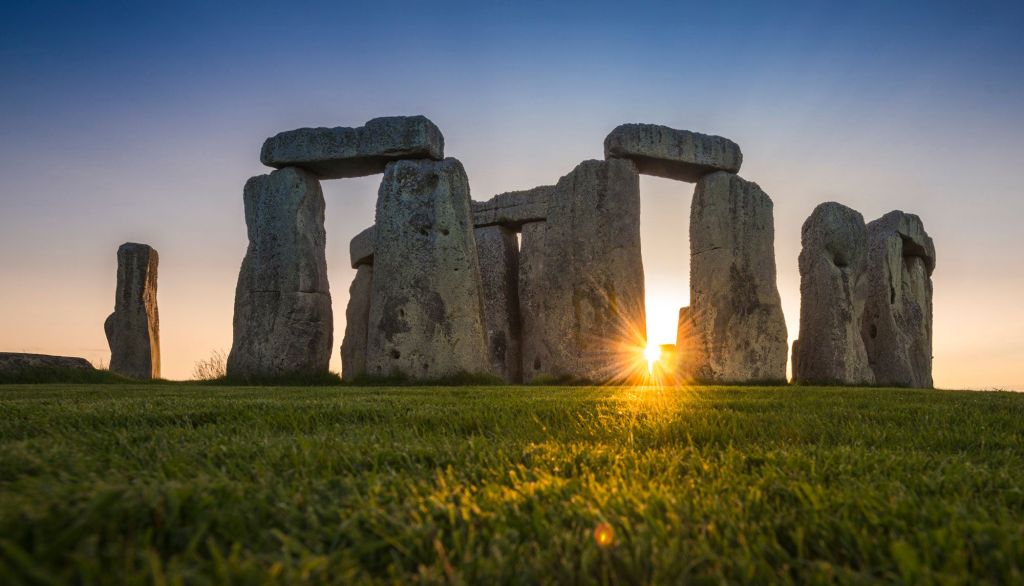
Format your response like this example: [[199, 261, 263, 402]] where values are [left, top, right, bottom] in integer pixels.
[[861, 211, 935, 388], [520, 159, 647, 383], [475, 225, 522, 383], [684, 171, 787, 383], [365, 158, 491, 379], [226, 167, 332, 380], [104, 243, 160, 379]]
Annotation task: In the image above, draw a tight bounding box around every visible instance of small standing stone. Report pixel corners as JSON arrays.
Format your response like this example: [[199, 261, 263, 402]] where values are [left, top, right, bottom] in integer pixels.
[[862, 211, 936, 388], [104, 243, 160, 380], [604, 123, 742, 182], [793, 203, 874, 385], [227, 167, 333, 379], [475, 225, 522, 382], [340, 264, 373, 382], [684, 171, 787, 383], [365, 158, 491, 379]]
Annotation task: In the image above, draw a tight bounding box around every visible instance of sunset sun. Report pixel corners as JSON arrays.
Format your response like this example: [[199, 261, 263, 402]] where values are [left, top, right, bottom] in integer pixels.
[[643, 343, 661, 373]]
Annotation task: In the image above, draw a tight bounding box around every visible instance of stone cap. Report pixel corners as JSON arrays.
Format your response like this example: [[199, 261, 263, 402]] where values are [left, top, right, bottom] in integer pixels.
[[604, 123, 742, 182], [471, 185, 552, 228], [261, 115, 444, 180]]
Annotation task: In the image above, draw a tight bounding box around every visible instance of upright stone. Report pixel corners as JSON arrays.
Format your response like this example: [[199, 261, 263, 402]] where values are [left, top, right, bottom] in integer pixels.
[[862, 211, 936, 388], [684, 171, 787, 383], [520, 159, 647, 383], [604, 123, 742, 182], [475, 225, 522, 382], [340, 264, 373, 382], [349, 225, 376, 268], [227, 167, 332, 379], [793, 203, 874, 385], [365, 158, 491, 379], [261, 116, 444, 179], [104, 243, 160, 379]]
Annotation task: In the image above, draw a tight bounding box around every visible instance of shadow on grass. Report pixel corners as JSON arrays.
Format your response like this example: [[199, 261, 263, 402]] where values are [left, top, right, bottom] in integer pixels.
[[0, 367, 134, 385]]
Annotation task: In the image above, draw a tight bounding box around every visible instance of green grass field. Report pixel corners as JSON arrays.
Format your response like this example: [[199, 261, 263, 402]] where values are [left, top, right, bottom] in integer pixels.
[[1, 385, 1023, 584]]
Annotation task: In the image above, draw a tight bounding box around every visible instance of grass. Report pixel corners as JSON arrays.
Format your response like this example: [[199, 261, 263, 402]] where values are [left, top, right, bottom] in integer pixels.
[[1, 385, 1022, 584]]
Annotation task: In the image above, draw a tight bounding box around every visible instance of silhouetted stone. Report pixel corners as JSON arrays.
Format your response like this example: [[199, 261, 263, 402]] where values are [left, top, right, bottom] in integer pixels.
[[340, 265, 373, 382], [227, 167, 332, 379], [475, 225, 521, 382], [472, 185, 552, 228], [349, 225, 375, 268], [520, 159, 647, 383], [684, 171, 787, 383], [793, 203, 874, 385], [0, 353, 94, 375], [104, 243, 160, 380], [260, 116, 444, 179], [365, 158, 490, 379], [604, 123, 742, 182], [862, 211, 936, 388]]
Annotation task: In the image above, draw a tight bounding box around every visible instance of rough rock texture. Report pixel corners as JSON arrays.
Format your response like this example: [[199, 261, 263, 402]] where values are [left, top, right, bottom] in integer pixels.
[[793, 203, 874, 385], [684, 171, 787, 383], [350, 226, 375, 268], [471, 185, 552, 228], [365, 158, 491, 379], [520, 159, 647, 383], [861, 211, 936, 388], [475, 225, 522, 382], [0, 353, 94, 374], [604, 123, 742, 182], [104, 243, 160, 380], [227, 167, 333, 379], [260, 116, 444, 179], [340, 265, 373, 382]]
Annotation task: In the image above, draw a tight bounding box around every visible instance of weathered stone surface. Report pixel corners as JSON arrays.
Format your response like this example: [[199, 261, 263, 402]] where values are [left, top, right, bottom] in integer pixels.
[[349, 226, 375, 268], [104, 243, 160, 380], [340, 265, 373, 382], [471, 185, 552, 228], [475, 225, 522, 382], [260, 116, 444, 179], [227, 167, 333, 379], [0, 352, 94, 375], [520, 159, 647, 383], [793, 203, 874, 385], [365, 158, 490, 379], [604, 123, 742, 182], [683, 171, 787, 383], [861, 211, 936, 388]]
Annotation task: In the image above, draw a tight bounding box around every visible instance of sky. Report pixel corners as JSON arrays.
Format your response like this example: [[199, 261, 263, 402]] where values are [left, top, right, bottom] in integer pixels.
[[1, 0, 1022, 389]]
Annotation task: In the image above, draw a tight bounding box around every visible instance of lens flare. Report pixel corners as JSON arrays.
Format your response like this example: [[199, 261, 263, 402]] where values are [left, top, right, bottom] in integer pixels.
[[594, 522, 614, 547], [644, 343, 661, 373]]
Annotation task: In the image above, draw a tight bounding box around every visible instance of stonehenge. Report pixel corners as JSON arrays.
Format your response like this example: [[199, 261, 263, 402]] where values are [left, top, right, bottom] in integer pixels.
[[226, 113, 935, 387], [226, 167, 333, 380], [794, 207, 935, 388], [104, 242, 160, 379]]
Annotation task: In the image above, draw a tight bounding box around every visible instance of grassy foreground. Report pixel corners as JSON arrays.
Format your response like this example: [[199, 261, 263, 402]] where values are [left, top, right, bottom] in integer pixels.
[[1, 385, 1023, 584]]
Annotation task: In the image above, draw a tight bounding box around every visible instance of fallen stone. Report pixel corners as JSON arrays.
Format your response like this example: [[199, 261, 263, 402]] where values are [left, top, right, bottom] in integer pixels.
[[227, 167, 333, 379], [685, 171, 787, 383], [475, 225, 522, 382], [340, 265, 373, 382], [793, 202, 874, 385], [520, 159, 647, 383], [365, 158, 491, 379], [861, 211, 936, 388], [349, 226, 375, 268], [0, 352, 94, 375], [104, 242, 160, 380], [260, 116, 444, 179], [471, 185, 552, 228], [604, 123, 742, 182]]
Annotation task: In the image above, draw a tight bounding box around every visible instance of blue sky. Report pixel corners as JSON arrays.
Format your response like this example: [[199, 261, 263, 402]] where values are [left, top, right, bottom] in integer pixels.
[[2, 0, 1023, 387]]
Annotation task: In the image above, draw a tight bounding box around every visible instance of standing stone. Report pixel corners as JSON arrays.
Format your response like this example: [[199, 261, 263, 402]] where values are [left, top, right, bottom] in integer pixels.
[[340, 264, 373, 382], [104, 243, 160, 380], [861, 211, 936, 388], [792, 203, 874, 385], [475, 225, 522, 382], [227, 167, 332, 379], [520, 159, 647, 383], [349, 225, 376, 268], [684, 171, 787, 383], [365, 158, 491, 379], [260, 116, 444, 179], [604, 123, 743, 182]]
